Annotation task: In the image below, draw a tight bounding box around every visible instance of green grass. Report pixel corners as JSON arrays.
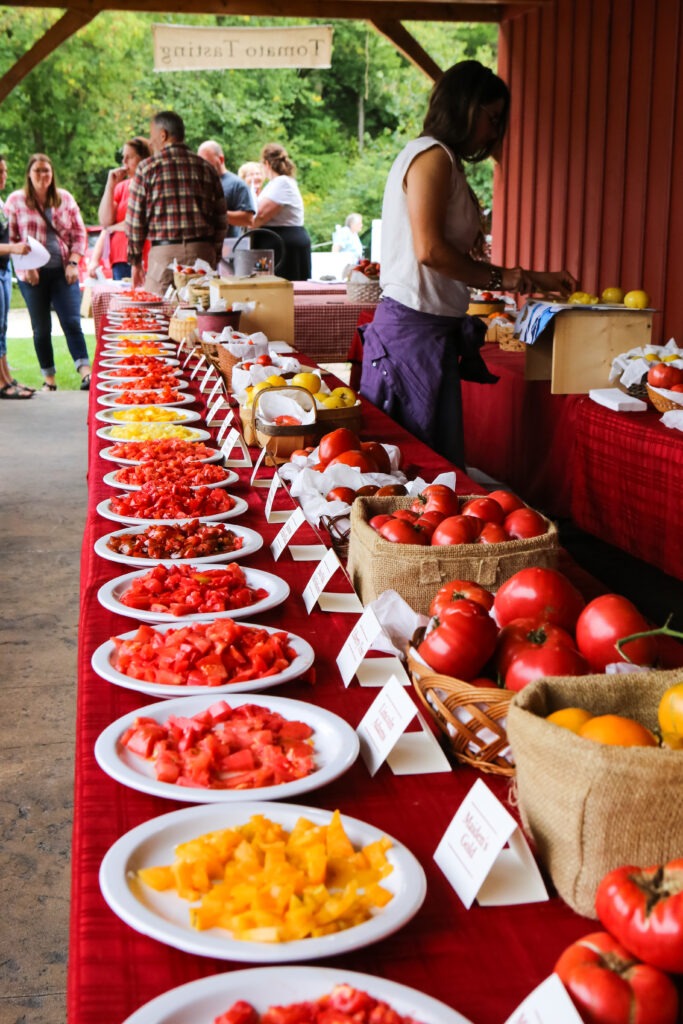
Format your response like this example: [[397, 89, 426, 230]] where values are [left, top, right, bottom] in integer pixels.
[[7, 281, 96, 390]]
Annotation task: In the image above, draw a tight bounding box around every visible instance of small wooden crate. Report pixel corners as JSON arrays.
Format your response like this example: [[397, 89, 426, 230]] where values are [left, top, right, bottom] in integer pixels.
[[525, 308, 654, 394], [252, 386, 318, 464]]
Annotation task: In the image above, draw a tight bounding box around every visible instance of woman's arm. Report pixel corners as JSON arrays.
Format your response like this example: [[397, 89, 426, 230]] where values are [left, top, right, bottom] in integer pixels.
[[253, 196, 281, 228], [87, 228, 107, 276], [97, 168, 126, 228], [0, 241, 30, 257], [405, 148, 575, 295]]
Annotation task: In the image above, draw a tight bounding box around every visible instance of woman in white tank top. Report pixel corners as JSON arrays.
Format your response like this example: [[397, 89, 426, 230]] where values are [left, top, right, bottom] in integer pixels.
[[360, 60, 576, 466]]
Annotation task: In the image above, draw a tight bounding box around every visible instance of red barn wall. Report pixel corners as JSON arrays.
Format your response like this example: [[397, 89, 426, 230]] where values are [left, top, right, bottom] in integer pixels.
[[493, 0, 683, 343]]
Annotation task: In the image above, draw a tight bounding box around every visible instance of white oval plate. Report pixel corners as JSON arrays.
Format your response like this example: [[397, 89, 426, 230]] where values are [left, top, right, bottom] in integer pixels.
[[99, 802, 426, 963], [97, 374, 186, 389], [96, 493, 248, 526], [97, 563, 289, 622], [97, 390, 194, 408], [101, 466, 238, 492], [103, 331, 171, 341], [96, 408, 201, 426], [121, 966, 469, 1024], [96, 426, 211, 443], [91, 620, 313, 697], [99, 444, 223, 466], [99, 357, 180, 369], [103, 343, 176, 354], [94, 518, 258, 565], [95, 694, 359, 804]]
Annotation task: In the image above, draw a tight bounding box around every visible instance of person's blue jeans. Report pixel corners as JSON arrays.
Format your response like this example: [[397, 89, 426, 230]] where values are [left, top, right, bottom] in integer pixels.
[[0, 264, 11, 359], [17, 266, 89, 377], [112, 262, 131, 280]]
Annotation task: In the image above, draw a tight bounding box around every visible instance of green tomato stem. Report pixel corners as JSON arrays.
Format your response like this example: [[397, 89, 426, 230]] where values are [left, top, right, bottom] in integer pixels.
[[615, 615, 683, 663]]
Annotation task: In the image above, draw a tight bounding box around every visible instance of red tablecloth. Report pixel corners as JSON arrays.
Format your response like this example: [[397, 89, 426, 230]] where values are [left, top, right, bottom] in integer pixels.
[[570, 400, 683, 580], [69, 330, 593, 1024], [460, 346, 582, 518]]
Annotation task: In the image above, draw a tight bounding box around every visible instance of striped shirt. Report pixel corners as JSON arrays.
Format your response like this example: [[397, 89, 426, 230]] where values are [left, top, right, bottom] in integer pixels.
[[126, 142, 227, 264], [4, 188, 87, 280]]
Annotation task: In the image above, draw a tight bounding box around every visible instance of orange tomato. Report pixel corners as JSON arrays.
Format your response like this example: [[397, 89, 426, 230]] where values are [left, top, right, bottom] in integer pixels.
[[578, 714, 657, 748], [546, 707, 593, 733], [658, 681, 683, 746]]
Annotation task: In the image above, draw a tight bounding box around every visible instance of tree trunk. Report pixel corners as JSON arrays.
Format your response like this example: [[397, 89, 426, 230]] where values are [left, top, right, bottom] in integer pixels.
[[357, 91, 365, 154]]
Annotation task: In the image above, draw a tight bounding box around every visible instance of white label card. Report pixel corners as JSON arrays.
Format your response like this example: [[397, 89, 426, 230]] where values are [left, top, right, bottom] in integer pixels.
[[200, 364, 217, 391], [189, 353, 207, 379], [270, 506, 305, 560], [301, 548, 343, 613], [216, 407, 236, 444], [387, 712, 452, 775], [289, 544, 328, 561], [181, 347, 195, 369], [250, 445, 268, 485], [356, 675, 417, 776], [503, 975, 583, 1024], [434, 779, 548, 910], [220, 428, 252, 466], [264, 471, 283, 521], [177, 338, 187, 355], [336, 606, 383, 687], [208, 395, 225, 422], [206, 378, 223, 406]]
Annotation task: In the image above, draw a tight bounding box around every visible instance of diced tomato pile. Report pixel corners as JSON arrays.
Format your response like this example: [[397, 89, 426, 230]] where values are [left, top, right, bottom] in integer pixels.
[[215, 984, 426, 1024], [111, 316, 166, 330], [106, 355, 172, 373], [108, 439, 217, 463], [114, 385, 183, 405], [110, 482, 235, 519], [120, 700, 316, 789], [108, 371, 179, 388], [115, 290, 163, 302], [107, 520, 244, 560], [118, 563, 268, 615], [113, 462, 229, 488], [112, 619, 297, 684]]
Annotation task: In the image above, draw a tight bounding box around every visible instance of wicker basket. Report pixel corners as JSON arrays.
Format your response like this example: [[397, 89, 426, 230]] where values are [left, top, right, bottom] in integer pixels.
[[189, 283, 211, 309], [498, 326, 526, 352], [346, 279, 381, 303], [320, 512, 351, 561], [168, 315, 198, 344], [253, 386, 319, 464], [314, 401, 363, 440], [217, 346, 242, 390], [238, 403, 256, 446], [200, 337, 221, 368], [646, 384, 683, 412], [408, 643, 514, 777], [173, 270, 207, 290]]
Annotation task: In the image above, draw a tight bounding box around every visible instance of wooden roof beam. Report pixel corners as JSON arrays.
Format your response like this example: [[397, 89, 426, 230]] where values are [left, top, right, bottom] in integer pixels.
[[0, 9, 97, 105], [370, 19, 442, 79]]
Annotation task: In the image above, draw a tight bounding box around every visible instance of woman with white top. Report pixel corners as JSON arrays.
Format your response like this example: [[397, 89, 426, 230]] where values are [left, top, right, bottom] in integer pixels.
[[360, 60, 576, 466], [252, 143, 311, 281]]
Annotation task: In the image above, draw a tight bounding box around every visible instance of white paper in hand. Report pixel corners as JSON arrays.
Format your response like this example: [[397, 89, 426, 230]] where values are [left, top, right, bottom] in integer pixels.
[[12, 236, 50, 271]]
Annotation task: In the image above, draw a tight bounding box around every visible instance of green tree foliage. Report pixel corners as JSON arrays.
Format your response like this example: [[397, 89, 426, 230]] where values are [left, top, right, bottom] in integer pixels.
[[0, 8, 497, 247]]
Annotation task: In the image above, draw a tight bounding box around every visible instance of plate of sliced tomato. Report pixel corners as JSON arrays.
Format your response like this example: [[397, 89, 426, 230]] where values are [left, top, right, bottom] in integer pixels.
[[97, 373, 186, 388], [101, 464, 238, 492], [96, 489, 248, 525], [99, 802, 426, 964], [94, 519, 261, 565], [92, 619, 314, 696], [99, 440, 223, 466], [94, 693, 359, 803], [99, 356, 180, 370], [119, 966, 470, 1024], [97, 562, 290, 622]]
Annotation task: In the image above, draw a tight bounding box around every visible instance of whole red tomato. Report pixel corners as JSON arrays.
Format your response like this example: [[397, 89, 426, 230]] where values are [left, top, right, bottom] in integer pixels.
[[369, 514, 393, 531], [575, 594, 657, 672], [413, 510, 445, 539], [430, 579, 494, 617], [554, 931, 678, 1024], [493, 567, 586, 632], [326, 450, 378, 473], [504, 643, 588, 691], [411, 484, 460, 518], [495, 618, 579, 676], [487, 489, 526, 516], [392, 508, 420, 522], [461, 496, 505, 525], [647, 363, 683, 389], [478, 523, 510, 544], [376, 484, 408, 496], [377, 518, 430, 545], [431, 514, 483, 546], [318, 428, 361, 465], [326, 486, 356, 504], [360, 441, 392, 474], [417, 599, 498, 680], [273, 415, 301, 426], [503, 507, 547, 539], [595, 860, 683, 974], [255, 353, 272, 366]]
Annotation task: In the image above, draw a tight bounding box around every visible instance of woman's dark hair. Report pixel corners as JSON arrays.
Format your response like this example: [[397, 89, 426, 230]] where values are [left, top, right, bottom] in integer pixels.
[[24, 153, 61, 209], [261, 143, 296, 177], [422, 60, 510, 162], [126, 136, 151, 161]]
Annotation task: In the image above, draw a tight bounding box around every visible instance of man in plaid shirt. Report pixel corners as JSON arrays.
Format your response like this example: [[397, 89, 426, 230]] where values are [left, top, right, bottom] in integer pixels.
[[126, 110, 227, 294]]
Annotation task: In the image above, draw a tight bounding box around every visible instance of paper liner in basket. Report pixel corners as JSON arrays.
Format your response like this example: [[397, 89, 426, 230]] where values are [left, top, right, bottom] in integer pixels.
[[610, 337, 683, 390], [507, 668, 683, 918]]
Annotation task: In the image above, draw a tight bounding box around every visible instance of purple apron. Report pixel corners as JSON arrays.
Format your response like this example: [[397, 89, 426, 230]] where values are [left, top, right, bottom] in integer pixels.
[[359, 296, 498, 468]]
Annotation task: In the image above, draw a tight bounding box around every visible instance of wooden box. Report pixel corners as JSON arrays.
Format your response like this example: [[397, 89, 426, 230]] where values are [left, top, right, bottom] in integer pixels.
[[525, 308, 654, 394], [210, 275, 294, 344]]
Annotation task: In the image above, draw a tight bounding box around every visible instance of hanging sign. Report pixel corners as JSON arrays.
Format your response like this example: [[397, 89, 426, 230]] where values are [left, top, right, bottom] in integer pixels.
[[153, 24, 333, 72]]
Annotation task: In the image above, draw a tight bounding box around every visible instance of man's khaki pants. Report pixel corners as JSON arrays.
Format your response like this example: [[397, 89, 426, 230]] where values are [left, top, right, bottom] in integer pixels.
[[145, 241, 218, 295]]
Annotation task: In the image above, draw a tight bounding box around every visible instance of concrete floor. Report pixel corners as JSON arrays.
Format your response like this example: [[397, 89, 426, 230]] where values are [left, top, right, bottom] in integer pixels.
[[0, 393, 88, 1024]]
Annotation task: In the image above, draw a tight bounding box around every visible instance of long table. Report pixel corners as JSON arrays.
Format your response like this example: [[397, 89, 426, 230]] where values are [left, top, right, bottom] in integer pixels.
[[461, 345, 683, 581], [69, 325, 593, 1024]]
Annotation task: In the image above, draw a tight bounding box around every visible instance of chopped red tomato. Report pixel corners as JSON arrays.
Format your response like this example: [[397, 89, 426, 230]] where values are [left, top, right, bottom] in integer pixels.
[[107, 520, 244, 560], [110, 483, 235, 519]]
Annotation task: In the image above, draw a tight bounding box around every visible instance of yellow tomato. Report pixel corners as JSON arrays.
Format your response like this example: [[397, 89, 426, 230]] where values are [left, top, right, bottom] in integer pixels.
[[546, 707, 593, 734], [265, 374, 287, 387], [624, 289, 650, 309], [568, 292, 592, 305], [601, 286, 625, 304], [330, 386, 357, 407], [317, 393, 345, 409], [658, 681, 683, 741], [290, 372, 322, 394]]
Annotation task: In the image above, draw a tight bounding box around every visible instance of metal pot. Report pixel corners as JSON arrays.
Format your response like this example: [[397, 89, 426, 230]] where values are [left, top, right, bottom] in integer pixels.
[[225, 229, 286, 277]]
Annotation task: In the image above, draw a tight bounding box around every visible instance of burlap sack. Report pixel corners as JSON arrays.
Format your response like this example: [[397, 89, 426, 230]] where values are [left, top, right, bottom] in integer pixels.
[[507, 669, 683, 919], [346, 496, 558, 614]]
